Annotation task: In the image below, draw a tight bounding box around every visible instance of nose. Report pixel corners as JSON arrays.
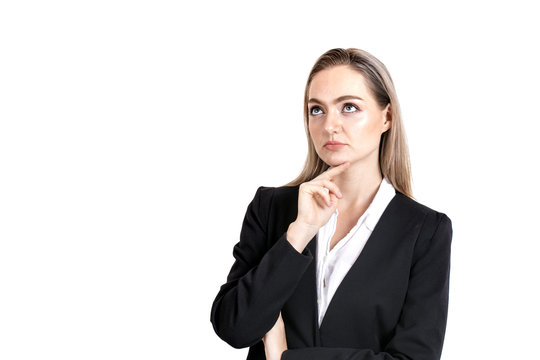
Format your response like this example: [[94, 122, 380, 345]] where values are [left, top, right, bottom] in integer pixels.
[[324, 108, 342, 133]]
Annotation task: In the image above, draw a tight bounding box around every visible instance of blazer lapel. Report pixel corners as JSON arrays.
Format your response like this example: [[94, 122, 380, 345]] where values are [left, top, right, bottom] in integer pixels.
[[306, 237, 322, 346], [318, 192, 424, 332]]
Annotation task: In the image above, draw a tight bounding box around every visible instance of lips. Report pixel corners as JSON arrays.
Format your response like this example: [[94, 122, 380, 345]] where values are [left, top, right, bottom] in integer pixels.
[[324, 141, 346, 150], [324, 141, 345, 146]]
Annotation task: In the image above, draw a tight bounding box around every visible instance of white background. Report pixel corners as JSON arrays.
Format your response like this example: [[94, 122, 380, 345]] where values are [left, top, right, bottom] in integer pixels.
[[1, 1, 539, 359]]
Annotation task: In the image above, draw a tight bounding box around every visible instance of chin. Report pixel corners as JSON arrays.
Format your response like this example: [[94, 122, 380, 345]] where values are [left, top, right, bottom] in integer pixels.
[[321, 156, 350, 168]]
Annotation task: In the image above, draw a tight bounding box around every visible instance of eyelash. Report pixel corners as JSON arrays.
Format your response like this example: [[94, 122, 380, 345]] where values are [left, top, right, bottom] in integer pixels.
[[343, 103, 358, 113], [309, 103, 359, 116], [310, 106, 323, 116]]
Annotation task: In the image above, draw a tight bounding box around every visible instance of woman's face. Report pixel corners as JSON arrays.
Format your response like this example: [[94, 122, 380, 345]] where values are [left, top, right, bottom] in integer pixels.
[[307, 65, 391, 168]]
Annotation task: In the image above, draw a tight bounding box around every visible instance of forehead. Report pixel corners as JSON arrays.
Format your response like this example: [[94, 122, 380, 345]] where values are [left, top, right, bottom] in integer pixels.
[[308, 65, 371, 100]]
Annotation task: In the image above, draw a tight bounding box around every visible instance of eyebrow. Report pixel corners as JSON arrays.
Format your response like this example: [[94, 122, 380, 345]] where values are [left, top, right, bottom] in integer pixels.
[[308, 95, 364, 105]]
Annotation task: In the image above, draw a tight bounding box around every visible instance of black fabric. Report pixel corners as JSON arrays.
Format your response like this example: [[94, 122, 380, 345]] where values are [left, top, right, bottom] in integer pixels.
[[211, 185, 452, 360]]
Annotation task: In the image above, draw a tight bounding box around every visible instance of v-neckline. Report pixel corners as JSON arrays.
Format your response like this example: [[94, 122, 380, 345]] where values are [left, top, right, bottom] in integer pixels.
[[315, 191, 398, 330], [327, 209, 367, 254]]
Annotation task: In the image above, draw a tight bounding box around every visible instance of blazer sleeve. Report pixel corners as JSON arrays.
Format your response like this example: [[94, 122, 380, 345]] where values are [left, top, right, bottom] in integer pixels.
[[210, 186, 313, 349], [282, 213, 453, 360]]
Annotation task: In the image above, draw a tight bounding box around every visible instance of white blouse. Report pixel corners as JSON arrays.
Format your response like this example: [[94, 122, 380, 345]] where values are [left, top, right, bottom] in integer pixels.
[[316, 177, 396, 326]]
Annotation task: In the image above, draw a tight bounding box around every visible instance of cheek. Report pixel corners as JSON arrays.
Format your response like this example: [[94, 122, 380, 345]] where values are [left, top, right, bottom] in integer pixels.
[[308, 121, 319, 140], [349, 115, 382, 143]]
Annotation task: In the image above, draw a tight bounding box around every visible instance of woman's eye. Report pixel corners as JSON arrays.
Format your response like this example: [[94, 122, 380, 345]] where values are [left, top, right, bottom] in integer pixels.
[[343, 104, 358, 113], [310, 107, 323, 115]]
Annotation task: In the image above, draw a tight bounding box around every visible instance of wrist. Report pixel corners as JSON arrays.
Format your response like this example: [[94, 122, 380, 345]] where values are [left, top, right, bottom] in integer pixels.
[[286, 221, 317, 253]]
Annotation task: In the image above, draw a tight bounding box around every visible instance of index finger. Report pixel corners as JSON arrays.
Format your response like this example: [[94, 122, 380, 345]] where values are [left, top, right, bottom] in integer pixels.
[[322, 162, 350, 179]]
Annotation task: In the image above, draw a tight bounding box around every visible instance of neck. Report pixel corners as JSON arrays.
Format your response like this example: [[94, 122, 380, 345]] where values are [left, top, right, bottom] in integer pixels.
[[333, 158, 383, 211]]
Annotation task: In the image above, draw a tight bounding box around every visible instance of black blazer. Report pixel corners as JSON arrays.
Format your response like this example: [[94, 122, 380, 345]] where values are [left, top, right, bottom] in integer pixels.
[[211, 185, 452, 360]]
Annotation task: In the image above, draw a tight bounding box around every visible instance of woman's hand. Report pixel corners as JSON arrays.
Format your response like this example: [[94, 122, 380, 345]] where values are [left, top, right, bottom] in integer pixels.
[[262, 312, 287, 360], [287, 162, 350, 252]]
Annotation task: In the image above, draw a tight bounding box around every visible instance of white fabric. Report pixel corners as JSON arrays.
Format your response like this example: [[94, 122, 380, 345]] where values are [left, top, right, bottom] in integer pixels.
[[316, 177, 396, 326]]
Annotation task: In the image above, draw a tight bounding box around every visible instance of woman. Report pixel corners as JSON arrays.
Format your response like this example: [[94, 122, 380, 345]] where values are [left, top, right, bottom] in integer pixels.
[[211, 48, 452, 360]]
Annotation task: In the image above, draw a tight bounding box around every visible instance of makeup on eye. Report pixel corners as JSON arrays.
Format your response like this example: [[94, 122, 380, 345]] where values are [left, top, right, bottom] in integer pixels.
[[310, 106, 323, 116], [343, 103, 359, 113], [309, 103, 360, 116]]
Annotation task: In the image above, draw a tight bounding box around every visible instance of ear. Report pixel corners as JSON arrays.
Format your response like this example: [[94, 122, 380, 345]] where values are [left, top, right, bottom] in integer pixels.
[[381, 104, 392, 133]]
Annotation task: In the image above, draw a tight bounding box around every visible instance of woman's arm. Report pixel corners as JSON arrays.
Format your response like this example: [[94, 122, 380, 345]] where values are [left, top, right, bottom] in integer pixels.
[[279, 213, 453, 360], [210, 187, 313, 349], [263, 312, 288, 360], [211, 164, 349, 349]]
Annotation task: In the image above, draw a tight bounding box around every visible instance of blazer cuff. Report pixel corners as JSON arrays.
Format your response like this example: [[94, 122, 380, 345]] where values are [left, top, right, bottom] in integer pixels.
[[271, 232, 313, 268]]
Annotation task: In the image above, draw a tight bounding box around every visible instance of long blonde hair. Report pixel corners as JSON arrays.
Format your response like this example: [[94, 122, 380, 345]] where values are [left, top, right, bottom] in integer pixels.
[[285, 48, 413, 198]]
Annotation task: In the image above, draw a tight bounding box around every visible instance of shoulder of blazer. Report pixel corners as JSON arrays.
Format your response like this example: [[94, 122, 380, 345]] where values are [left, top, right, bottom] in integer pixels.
[[252, 185, 300, 236], [258, 186, 448, 217], [392, 191, 453, 258], [254, 186, 451, 237], [254, 185, 299, 209], [393, 191, 448, 219]]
